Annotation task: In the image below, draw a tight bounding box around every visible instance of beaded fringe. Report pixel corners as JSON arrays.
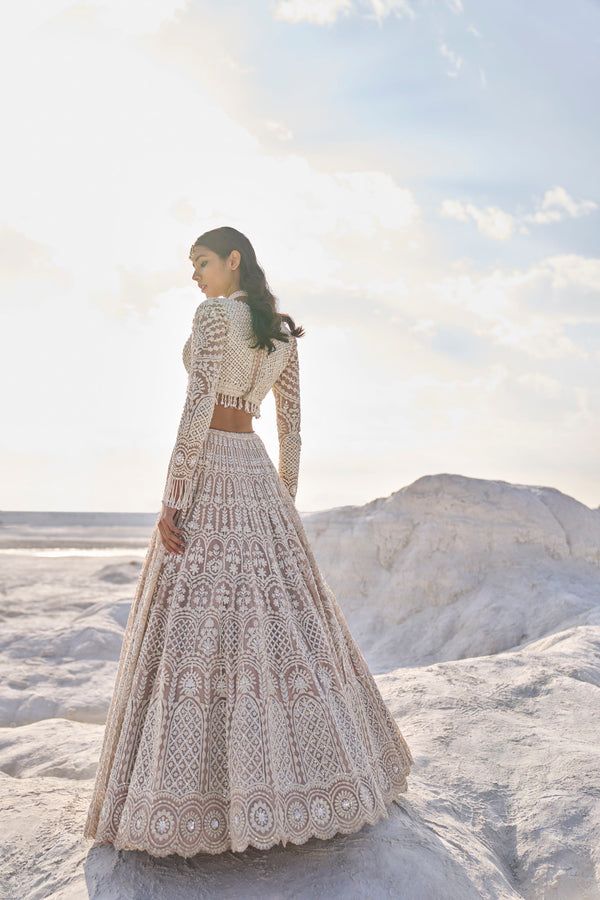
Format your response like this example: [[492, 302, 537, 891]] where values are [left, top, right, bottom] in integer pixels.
[[215, 391, 261, 418]]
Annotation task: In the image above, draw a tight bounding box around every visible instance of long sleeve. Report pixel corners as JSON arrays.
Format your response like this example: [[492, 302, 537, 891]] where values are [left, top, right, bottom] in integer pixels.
[[273, 335, 301, 501], [162, 299, 229, 511]]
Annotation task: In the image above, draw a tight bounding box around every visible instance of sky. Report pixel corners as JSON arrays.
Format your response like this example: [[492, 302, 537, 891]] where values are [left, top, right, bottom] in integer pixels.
[[1, 0, 599, 513]]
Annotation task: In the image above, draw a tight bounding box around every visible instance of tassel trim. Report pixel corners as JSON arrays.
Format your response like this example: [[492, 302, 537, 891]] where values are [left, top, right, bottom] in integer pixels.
[[162, 474, 195, 511], [215, 391, 261, 419]]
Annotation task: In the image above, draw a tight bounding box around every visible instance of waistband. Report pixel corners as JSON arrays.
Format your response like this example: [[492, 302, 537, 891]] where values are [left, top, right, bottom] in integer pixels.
[[205, 427, 262, 442]]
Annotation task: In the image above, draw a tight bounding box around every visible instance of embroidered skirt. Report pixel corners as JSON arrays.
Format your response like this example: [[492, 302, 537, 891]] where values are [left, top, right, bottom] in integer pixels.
[[83, 428, 413, 856]]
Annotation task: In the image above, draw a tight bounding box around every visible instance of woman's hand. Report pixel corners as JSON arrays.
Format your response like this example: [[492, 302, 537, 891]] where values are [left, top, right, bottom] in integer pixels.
[[159, 503, 185, 555]]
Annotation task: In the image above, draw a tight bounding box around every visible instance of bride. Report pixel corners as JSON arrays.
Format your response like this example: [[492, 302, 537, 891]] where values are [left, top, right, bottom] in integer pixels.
[[83, 225, 413, 856]]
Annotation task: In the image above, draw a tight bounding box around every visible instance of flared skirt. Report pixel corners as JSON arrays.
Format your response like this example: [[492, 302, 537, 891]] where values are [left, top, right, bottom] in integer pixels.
[[83, 428, 413, 856]]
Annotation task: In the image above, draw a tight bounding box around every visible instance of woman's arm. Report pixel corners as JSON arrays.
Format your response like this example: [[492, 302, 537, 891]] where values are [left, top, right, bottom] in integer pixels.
[[273, 336, 301, 501], [162, 298, 229, 510]]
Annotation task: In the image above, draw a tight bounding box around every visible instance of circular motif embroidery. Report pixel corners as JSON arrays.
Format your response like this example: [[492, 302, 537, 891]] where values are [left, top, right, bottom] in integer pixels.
[[359, 782, 376, 813], [250, 799, 275, 836], [152, 810, 175, 840], [310, 796, 332, 827], [203, 805, 227, 844], [230, 801, 247, 841], [383, 748, 406, 786], [178, 801, 202, 847], [111, 798, 125, 831], [286, 798, 309, 833], [130, 807, 147, 838], [333, 787, 359, 822]]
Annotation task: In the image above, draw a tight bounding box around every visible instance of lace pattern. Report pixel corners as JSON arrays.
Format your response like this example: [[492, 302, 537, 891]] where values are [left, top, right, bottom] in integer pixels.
[[84, 429, 413, 856], [273, 336, 301, 501], [162, 299, 230, 510], [165, 297, 298, 510]]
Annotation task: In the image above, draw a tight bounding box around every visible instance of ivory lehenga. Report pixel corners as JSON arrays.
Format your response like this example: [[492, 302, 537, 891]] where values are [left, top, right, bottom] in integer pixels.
[[83, 290, 413, 856]]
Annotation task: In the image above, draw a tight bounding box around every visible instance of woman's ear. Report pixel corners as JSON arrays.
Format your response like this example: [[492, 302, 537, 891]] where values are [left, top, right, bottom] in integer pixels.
[[229, 249, 241, 271]]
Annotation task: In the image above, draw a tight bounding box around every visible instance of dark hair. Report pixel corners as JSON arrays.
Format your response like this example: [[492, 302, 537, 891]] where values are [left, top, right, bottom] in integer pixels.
[[190, 226, 305, 354]]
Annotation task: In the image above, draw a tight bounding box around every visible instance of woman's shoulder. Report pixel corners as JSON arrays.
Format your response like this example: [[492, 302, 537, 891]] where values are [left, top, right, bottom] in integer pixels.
[[192, 296, 230, 325], [195, 295, 225, 314]]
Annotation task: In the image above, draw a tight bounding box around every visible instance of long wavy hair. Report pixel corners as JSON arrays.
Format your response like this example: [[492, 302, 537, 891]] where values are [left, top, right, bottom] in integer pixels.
[[189, 226, 305, 354]]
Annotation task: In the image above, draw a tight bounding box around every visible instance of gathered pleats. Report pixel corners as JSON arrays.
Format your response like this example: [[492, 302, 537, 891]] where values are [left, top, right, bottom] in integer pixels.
[[84, 428, 413, 856]]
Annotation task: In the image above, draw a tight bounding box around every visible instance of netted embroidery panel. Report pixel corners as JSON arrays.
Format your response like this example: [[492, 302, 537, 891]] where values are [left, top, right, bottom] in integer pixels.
[[182, 298, 295, 423], [171, 297, 296, 508], [212, 298, 294, 415], [162, 299, 230, 510], [273, 335, 301, 502], [91, 429, 413, 856]]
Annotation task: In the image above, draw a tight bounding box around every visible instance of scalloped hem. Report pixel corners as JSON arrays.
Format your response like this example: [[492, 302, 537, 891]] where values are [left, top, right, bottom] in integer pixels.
[[86, 781, 409, 859]]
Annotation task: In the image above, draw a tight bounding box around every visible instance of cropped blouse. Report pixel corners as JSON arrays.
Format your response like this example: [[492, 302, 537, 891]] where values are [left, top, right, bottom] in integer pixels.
[[162, 292, 301, 510]]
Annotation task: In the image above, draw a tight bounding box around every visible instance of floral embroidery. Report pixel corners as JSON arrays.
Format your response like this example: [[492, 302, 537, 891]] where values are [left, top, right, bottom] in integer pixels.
[[310, 797, 332, 825], [181, 673, 198, 695], [162, 297, 301, 510], [334, 789, 359, 820], [251, 801, 274, 834], [153, 812, 174, 836], [83, 425, 413, 857]]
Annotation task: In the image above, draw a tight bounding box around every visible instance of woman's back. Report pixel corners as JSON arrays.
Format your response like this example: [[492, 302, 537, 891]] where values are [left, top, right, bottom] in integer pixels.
[[164, 292, 302, 509], [182, 295, 296, 419]]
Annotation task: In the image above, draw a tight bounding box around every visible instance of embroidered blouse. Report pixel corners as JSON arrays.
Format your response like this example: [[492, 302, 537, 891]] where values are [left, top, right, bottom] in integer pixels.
[[162, 291, 301, 510]]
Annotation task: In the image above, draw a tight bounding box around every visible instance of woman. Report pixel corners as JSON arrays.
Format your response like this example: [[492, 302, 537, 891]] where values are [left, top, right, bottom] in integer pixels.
[[83, 226, 413, 857]]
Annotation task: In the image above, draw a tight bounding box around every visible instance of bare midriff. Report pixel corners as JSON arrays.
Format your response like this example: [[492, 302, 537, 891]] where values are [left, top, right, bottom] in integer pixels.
[[209, 402, 254, 433]]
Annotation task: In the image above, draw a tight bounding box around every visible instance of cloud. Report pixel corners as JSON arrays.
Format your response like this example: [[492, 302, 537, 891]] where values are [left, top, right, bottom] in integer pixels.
[[263, 120, 294, 142], [272, 0, 356, 26], [2, 0, 598, 512], [271, 0, 469, 27], [439, 42, 464, 78], [0, 4, 424, 322], [272, 0, 473, 83], [272, 0, 416, 26], [523, 186, 598, 225], [440, 187, 597, 240], [363, 0, 416, 21], [427, 254, 600, 360], [440, 200, 515, 240], [0, 226, 70, 288], [6, 0, 189, 35]]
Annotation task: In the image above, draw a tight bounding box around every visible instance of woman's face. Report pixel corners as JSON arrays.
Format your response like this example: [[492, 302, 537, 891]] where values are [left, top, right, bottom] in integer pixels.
[[190, 246, 238, 299]]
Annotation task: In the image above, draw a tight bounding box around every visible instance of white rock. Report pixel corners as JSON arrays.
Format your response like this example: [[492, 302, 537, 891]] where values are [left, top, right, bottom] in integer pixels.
[[0, 474, 599, 898]]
